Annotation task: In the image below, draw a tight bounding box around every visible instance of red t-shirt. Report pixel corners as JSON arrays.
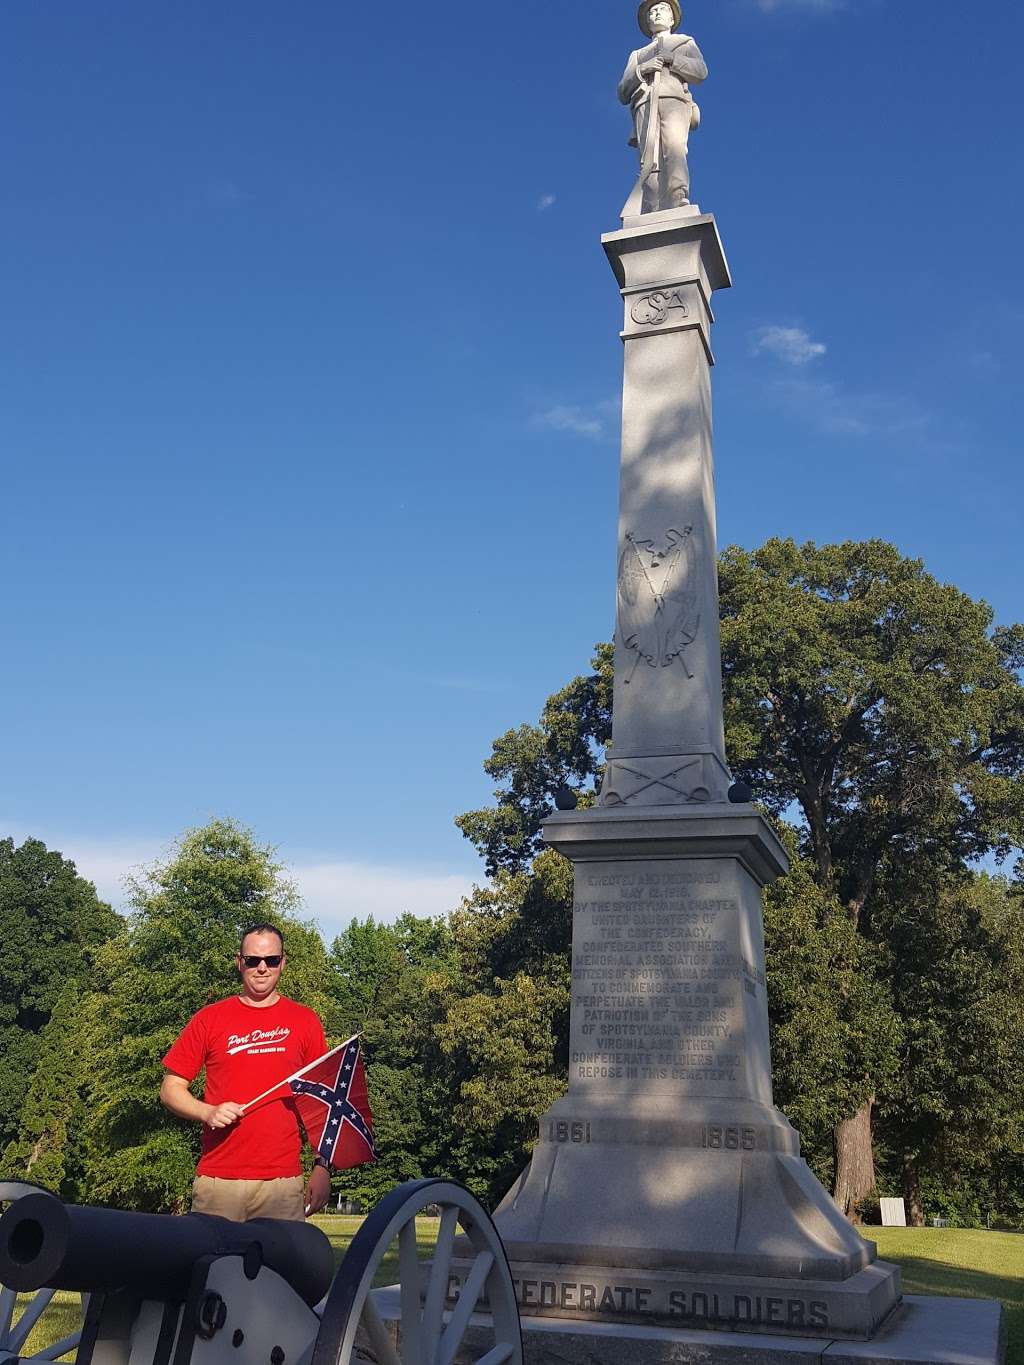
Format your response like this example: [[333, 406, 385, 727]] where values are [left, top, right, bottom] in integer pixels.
[[163, 995, 327, 1179]]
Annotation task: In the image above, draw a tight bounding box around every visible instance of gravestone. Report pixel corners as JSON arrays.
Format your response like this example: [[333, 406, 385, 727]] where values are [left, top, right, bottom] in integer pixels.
[[880, 1199, 908, 1228]]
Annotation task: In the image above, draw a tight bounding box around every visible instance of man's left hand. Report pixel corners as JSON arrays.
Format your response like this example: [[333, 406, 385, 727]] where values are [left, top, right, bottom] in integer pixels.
[[304, 1163, 332, 1216]]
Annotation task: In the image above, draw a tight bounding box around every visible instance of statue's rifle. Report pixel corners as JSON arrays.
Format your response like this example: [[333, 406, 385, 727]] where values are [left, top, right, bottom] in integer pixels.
[[639, 62, 663, 184]]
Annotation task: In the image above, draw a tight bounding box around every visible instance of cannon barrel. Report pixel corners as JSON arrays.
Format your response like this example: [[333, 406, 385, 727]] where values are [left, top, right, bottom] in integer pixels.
[[0, 1190, 334, 1307]]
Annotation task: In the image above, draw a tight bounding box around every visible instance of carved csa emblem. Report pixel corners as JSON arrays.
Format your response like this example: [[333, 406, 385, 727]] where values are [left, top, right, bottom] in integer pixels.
[[617, 525, 700, 682], [630, 286, 689, 327]]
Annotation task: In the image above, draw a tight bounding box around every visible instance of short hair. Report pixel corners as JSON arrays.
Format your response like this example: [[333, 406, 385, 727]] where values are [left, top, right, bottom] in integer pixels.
[[239, 922, 285, 954]]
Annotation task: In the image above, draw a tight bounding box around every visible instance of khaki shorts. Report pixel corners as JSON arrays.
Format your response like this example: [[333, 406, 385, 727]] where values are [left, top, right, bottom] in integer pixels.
[[191, 1174, 305, 1222]]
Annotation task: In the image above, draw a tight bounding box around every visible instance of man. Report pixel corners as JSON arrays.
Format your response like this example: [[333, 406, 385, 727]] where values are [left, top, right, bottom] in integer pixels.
[[161, 923, 332, 1221], [618, 0, 707, 213]]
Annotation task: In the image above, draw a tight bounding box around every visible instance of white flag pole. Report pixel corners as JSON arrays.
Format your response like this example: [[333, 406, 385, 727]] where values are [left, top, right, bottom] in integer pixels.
[[239, 1034, 359, 1114]]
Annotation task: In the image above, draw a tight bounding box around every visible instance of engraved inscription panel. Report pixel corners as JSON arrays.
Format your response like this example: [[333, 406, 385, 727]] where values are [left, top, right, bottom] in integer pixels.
[[569, 860, 765, 1094], [445, 1268, 832, 1333]]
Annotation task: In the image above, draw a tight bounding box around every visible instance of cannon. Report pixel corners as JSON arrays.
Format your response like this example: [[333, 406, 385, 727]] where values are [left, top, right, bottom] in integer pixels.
[[0, 1180, 522, 1365]]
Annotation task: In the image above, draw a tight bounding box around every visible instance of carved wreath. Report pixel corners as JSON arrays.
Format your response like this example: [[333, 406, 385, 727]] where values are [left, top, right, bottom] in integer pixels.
[[617, 526, 700, 681]]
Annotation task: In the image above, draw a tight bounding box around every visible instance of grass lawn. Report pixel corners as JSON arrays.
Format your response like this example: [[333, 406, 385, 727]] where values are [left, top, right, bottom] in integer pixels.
[[309, 1212, 440, 1284], [8, 1290, 84, 1362], [871, 1227, 1023, 1365]]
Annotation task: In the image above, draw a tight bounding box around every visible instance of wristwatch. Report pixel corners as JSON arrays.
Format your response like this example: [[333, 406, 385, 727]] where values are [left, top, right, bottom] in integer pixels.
[[313, 1156, 330, 1171]]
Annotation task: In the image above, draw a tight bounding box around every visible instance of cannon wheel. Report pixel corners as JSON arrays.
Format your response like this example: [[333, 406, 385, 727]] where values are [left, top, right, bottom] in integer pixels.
[[0, 1183, 85, 1364], [312, 1179, 521, 1365]]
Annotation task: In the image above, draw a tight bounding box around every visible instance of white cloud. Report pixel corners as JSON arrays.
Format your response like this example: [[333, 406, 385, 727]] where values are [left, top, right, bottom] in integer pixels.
[[767, 375, 930, 438], [289, 861, 476, 940], [0, 824, 479, 934], [749, 324, 929, 437], [532, 399, 619, 440], [537, 193, 557, 212], [751, 324, 827, 366]]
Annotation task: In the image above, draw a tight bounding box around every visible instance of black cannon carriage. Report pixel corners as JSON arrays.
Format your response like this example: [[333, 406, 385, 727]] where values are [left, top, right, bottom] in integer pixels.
[[0, 1181, 521, 1365]]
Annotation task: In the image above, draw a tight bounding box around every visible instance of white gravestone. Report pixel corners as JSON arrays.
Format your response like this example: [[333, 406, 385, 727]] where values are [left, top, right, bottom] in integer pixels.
[[881, 1198, 908, 1228]]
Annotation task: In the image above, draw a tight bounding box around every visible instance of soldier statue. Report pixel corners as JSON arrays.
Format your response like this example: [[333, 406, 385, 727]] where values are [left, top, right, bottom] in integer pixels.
[[619, 0, 707, 213]]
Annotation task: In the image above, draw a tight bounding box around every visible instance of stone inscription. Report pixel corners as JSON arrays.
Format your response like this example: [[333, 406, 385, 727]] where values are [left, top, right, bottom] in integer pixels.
[[446, 1272, 830, 1331], [546, 1119, 770, 1152], [571, 866, 763, 1084]]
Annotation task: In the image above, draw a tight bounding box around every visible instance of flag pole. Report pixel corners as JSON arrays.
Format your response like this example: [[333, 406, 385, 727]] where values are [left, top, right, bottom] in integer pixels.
[[239, 1035, 359, 1114]]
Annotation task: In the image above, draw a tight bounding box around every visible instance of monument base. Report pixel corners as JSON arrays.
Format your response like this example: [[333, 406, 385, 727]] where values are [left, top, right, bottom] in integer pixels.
[[445, 1253, 899, 1341], [479, 806, 900, 1340], [372, 1290, 1005, 1365]]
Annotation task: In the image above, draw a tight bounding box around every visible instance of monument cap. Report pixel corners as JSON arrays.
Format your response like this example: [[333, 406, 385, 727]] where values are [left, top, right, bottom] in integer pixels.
[[637, 0, 681, 36]]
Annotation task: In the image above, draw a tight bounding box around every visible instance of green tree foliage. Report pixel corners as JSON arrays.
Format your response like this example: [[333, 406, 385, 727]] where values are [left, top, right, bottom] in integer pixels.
[[719, 539, 1024, 904], [761, 839, 901, 1188], [0, 837, 118, 1152], [719, 538, 1024, 1214], [0, 982, 85, 1196], [432, 851, 574, 1201], [82, 818, 328, 1211], [877, 874, 1024, 1225], [327, 915, 455, 1208], [456, 646, 612, 876]]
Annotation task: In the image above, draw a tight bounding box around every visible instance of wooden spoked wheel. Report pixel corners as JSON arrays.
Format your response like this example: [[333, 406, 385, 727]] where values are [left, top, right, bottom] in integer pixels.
[[0, 1184, 85, 1365], [312, 1179, 522, 1365]]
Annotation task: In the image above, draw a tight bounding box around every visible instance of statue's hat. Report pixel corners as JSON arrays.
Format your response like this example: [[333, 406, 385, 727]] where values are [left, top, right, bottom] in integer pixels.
[[637, 0, 681, 36]]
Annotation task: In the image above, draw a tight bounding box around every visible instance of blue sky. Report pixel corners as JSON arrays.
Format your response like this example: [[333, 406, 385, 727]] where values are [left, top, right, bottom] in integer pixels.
[[2, 0, 1021, 938]]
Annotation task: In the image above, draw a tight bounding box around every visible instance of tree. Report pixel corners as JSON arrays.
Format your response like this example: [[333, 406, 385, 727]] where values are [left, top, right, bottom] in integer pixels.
[[456, 647, 612, 877], [426, 853, 574, 1202], [0, 837, 118, 1152], [719, 539, 1024, 1215], [761, 840, 901, 1190], [82, 818, 329, 1211], [877, 873, 1024, 1226], [0, 981, 85, 1196], [327, 915, 455, 1209]]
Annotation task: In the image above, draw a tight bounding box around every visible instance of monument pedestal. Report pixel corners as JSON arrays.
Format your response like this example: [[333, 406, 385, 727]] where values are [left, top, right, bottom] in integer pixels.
[[374, 1290, 1006, 1365], [475, 806, 902, 1341]]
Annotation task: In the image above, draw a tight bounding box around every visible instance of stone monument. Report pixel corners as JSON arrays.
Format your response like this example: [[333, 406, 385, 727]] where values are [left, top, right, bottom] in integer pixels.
[[455, 0, 902, 1339], [428, 6, 1006, 1363]]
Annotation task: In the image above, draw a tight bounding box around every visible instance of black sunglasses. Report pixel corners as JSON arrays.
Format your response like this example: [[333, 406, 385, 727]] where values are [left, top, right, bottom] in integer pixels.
[[241, 954, 282, 968]]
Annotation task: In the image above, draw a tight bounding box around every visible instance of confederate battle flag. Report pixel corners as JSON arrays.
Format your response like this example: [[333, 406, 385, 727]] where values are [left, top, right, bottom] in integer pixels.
[[242, 1035, 376, 1170]]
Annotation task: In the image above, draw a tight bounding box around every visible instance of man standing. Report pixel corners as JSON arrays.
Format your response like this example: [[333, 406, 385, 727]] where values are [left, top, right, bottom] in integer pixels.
[[618, 0, 707, 213], [161, 923, 332, 1221]]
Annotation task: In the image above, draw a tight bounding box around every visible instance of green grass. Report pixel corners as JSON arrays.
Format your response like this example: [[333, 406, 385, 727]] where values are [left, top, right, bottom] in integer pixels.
[[9, 1290, 84, 1361], [871, 1227, 1023, 1365], [309, 1212, 440, 1285]]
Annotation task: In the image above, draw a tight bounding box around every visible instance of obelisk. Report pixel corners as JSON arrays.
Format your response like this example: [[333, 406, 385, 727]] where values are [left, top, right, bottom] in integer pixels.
[[478, 0, 903, 1341]]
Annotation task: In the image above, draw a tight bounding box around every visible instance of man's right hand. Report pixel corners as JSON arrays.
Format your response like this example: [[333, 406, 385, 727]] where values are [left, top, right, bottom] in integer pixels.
[[204, 1101, 245, 1130]]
